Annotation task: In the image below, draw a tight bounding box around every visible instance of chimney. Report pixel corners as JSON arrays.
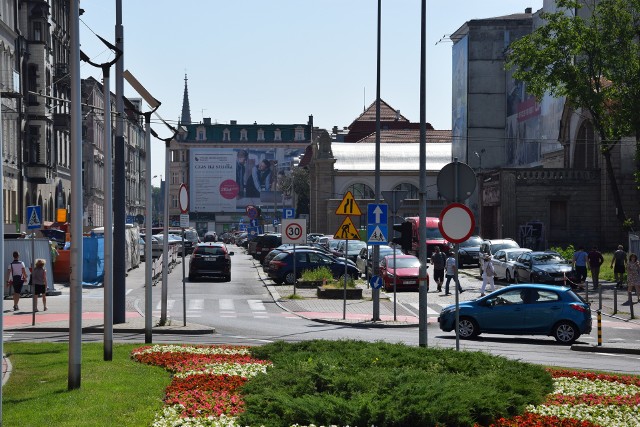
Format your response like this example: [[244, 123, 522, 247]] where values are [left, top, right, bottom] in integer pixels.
[[230, 120, 237, 125], [203, 117, 211, 125], [525, 7, 532, 13]]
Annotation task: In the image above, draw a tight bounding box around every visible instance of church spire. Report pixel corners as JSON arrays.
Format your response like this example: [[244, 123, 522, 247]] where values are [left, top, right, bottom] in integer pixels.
[[180, 74, 192, 125]]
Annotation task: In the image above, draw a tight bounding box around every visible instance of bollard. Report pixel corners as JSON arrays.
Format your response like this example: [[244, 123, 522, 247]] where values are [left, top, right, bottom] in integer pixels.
[[598, 285, 602, 311], [613, 287, 617, 314], [585, 280, 589, 303], [631, 297, 635, 320], [597, 310, 602, 347]]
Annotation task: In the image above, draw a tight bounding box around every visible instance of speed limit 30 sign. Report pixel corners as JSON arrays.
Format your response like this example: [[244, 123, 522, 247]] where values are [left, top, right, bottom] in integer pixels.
[[282, 219, 307, 244]]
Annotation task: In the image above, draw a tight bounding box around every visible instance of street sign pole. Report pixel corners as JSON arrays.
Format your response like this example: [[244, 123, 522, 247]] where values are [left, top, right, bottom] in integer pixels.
[[179, 184, 189, 327], [381, 191, 407, 322]]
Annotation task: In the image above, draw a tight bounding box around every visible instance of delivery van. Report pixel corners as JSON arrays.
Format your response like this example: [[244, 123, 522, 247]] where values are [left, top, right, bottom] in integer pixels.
[[403, 216, 452, 258]]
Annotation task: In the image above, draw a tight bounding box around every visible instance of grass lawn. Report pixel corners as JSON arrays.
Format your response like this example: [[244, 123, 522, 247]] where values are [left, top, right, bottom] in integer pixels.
[[2, 342, 169, 427]]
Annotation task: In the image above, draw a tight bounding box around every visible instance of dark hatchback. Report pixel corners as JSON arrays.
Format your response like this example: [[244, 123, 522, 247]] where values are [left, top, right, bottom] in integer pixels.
[[457, 235, 483, 268], [188, 242, 234, 282], [438, 284, 591, 344], [267, 248, 360, 285]]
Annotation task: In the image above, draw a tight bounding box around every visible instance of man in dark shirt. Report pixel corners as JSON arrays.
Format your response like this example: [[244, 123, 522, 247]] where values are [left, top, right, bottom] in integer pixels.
[[587, 246, 604, 290]]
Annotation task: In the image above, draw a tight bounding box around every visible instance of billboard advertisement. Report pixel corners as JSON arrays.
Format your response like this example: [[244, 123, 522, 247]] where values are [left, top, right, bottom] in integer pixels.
[[189, 147, 302, 213]]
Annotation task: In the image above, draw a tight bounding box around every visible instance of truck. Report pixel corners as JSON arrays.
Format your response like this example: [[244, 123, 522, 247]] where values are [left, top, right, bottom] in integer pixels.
[[403, 216, 452, 258]]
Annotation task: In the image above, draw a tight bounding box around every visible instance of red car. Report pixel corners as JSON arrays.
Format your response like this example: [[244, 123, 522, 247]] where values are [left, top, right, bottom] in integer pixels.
[[379, 254, 426, 291]]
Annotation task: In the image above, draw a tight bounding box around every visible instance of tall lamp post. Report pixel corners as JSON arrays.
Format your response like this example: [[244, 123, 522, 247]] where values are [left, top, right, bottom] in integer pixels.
[[80, 35, 121, 361], [122, 70, 161, 341]]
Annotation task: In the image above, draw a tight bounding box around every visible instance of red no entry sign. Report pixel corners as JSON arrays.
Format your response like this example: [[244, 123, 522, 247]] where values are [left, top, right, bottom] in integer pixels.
[[438, 203, 475, 243]]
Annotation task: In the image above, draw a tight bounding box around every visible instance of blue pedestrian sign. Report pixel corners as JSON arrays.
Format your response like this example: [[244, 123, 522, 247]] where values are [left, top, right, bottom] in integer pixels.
[[367, 224, 388, 245], [367, 203, 388, 225], [26, 205, 42, 230], [282, 208, 295, 219], [369, 275, 383, 290]]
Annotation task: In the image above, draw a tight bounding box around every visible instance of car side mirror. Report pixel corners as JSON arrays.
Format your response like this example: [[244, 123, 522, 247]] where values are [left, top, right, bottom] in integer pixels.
[[229, 251, 235, 256], [486, 298, 496, 307]]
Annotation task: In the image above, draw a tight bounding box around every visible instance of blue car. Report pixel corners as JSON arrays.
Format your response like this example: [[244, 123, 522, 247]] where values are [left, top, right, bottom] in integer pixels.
[[438, 284, 591, 344], [267, 248, 360, 285]]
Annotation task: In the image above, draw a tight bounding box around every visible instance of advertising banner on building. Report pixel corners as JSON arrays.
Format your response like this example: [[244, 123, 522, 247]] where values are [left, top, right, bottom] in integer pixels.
[[190, 147, 301, 213]]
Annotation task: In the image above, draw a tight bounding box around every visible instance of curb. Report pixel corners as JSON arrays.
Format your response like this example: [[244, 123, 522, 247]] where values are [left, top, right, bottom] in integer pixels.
[[571, 344, 640, 355]]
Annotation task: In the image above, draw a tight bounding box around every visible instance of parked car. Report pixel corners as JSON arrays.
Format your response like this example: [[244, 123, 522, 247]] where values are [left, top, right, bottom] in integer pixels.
[[254, 233, 282, 263], [491, 248, 533, 282], [479, 238, 520, 275], [356, 245, 404, 278], [267, 248, 360, 285], [188, 242, 234, 282], [263, 244, 356, 271], [379, 254, 424, 292], [513, 251, 577, 285], [334, 239, 367, 263], [168, 228, 200, 254], [438, 284, 591, 344], [203, 231, 218, 242], [457, 235, 484, 268]]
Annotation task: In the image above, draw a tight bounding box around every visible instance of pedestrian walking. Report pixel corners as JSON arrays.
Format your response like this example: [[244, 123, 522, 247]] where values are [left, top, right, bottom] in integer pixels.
[[480, 254, 495, 296], [31, 259, 48, 312], [430, 246, 447, 292], [572, 246, 588, 287], [626, 253, 640, 304], [611, 245, 627, 288], [444, 251, 464, 295], [6, 251, 27, 311], [587, 246, 604, 290]]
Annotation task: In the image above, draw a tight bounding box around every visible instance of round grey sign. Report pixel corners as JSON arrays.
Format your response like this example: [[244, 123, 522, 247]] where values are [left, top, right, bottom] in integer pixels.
[[437, 161, 477, 202]]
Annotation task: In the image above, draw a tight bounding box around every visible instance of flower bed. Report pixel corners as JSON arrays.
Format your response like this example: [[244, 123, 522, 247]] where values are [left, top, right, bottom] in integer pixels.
[[132, 344, 640, 427]]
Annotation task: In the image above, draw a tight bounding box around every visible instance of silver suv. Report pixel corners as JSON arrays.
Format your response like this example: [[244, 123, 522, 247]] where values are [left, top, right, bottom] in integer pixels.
[[478, 238, 520, 275]]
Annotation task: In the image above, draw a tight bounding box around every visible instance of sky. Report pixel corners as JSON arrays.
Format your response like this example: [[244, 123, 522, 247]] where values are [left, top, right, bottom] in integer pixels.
[[79, 0, 544, 181]]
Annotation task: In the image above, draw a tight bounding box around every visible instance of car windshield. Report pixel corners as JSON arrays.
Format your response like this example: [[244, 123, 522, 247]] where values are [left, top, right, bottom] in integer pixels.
[[328, 240, 342, 250], [184, 230, 198, 240], [507, 250, 529, 261], [386, 258, 420, 269], [531, 253, 565, 265], [460, 236, 483, 247], [345, 241, 367, 252], [492, 242, 519, 253], [379, 247, 402, 257], [196, 247, 226, 256], [426, 227, 444, 239]]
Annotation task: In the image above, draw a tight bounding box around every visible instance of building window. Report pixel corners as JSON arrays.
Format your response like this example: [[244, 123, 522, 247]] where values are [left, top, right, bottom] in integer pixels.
[[257, 129, 265, 141], [171, 171, 179, 185], [240, 129, 248, 141], [294, 127, 305, 141], [33, 22, 42, 41], [197, 127, 206, 141], [274, 129, 282, 141], [347, 183, 375, 200], [393, 183, 419, 199], [223, 128, 231, 141], [171, 195, 178, 209]]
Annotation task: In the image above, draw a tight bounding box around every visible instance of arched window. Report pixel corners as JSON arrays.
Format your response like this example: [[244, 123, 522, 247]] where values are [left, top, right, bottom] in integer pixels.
[[574, 121, 597, 169], [393, 183, 419, 199], [347, 183, 374, 199]]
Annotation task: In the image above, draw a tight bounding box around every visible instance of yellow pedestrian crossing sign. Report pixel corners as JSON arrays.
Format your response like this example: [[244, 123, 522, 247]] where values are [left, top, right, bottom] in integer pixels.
[[334, 217, 360, 240], [335, 191, 361, 216], [26, 205, 42, 230]]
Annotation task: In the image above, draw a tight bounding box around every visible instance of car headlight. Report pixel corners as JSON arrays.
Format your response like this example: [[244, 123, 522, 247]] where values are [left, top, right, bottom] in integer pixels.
[[534, 268, 550, 278]]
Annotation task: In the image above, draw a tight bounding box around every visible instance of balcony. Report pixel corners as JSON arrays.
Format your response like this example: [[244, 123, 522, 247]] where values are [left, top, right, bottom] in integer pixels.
[[54, 63, 70, 87]]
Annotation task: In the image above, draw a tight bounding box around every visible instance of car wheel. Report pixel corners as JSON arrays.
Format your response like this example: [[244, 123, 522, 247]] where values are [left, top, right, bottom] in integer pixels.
[[188, 274, 196, 282], [553, 321, 579, 344], [505, 270, 512, 283], [458, 317, 479, 339], [285, 272, 296, 285], [272, 279, 283, 285], [224, 275, 231, 282]]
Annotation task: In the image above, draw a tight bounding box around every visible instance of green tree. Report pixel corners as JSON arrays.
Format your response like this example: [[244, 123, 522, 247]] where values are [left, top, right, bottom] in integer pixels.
[[506, 0, 640, 227]]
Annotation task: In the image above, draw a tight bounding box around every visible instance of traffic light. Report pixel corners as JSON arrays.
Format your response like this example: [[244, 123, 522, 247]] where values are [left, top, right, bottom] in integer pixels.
[[392, 221, 413, 253]]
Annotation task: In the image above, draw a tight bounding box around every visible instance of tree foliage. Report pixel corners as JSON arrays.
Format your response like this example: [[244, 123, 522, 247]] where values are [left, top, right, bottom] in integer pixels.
[[279, 167, 310, 214], [506, 0, 640, 225]]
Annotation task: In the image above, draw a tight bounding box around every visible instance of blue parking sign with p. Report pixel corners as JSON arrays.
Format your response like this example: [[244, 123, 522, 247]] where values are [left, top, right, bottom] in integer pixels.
[[283, 208, 295, 219]]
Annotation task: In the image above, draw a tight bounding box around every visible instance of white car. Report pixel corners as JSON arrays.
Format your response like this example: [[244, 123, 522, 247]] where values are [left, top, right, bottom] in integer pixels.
[[490, 248, 532, 282]]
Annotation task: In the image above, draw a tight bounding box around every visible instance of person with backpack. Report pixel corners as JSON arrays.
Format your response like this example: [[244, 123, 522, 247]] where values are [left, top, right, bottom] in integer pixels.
[[6, 251, 27, 311]]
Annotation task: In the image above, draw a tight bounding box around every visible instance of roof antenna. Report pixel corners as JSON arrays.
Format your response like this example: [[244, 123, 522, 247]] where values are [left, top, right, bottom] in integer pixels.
[[363, 87, 366, 112]]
